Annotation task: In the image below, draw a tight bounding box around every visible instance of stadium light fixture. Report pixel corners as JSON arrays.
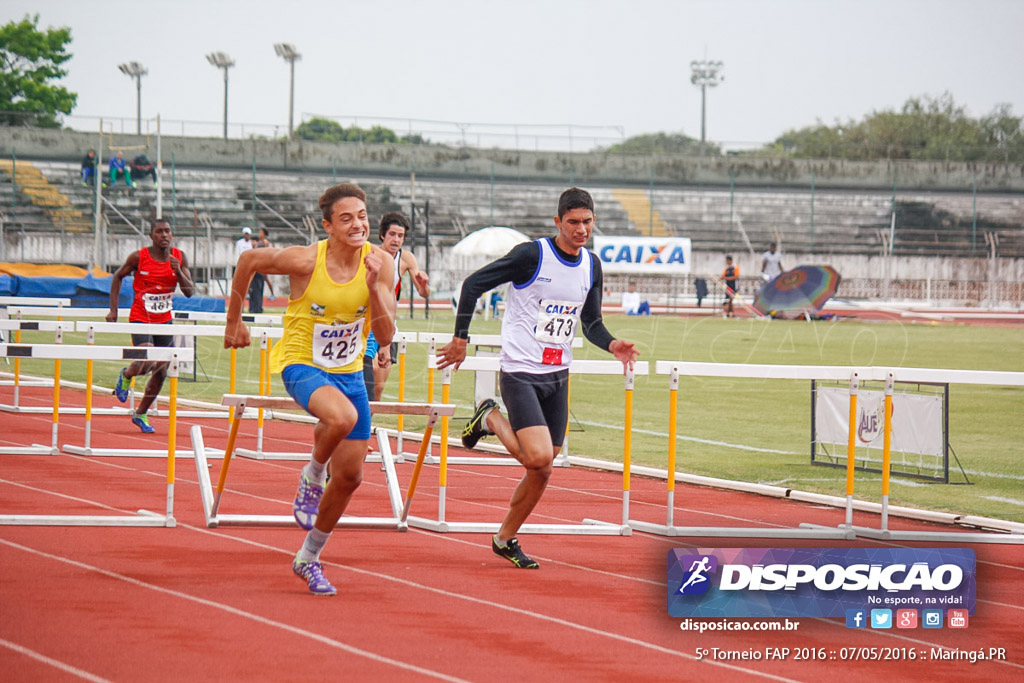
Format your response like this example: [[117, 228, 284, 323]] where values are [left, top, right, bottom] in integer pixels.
[[118, 62, 148, 135], [689, 59, 724, 153], [274, 43, 302, 136], [206, 52, 236, 140]]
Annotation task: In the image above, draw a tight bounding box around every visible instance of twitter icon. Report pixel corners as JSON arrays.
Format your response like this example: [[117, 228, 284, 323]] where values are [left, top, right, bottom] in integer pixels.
[[870, 609, 892, 629]]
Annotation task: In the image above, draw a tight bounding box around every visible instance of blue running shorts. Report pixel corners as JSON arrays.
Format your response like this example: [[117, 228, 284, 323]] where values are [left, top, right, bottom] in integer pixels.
[[280, 364, 371, 441]]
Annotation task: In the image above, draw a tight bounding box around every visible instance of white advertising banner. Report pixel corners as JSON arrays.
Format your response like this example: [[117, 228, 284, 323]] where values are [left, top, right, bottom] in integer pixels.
[[816, 387, 944, 457], [593, 236, 692, 274]]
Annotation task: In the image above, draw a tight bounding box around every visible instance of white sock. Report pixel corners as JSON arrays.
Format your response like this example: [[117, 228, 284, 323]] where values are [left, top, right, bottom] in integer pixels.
[[305, 459, 327, 485], [493, 534, 508, 549], [296, 527, 331, 563]]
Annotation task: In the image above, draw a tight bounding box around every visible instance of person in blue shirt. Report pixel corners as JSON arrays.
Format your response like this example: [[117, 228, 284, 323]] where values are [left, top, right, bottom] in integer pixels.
[[108, 151, 133, 187]]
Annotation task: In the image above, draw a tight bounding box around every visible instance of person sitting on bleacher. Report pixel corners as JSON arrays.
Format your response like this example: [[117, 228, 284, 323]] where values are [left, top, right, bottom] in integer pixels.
[[131, 154, 157, 184], [108, 151, 133, 188], [81, 149, 98, 186]]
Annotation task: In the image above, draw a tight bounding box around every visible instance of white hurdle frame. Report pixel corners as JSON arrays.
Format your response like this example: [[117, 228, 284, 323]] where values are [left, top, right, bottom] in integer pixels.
[[820, 366, 1024, 544], [60, 321, 283, 457], [0, 320, 76, 405], [0, 347, 186, 527], [190, 395, 455, 529], [408, 356, 648, 536], [624, 362, 856, 540], [633, 361, 1024, 543]]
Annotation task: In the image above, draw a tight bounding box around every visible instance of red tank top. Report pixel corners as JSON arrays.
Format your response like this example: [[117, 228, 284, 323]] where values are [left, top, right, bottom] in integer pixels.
[[129, 247, 182, 323]]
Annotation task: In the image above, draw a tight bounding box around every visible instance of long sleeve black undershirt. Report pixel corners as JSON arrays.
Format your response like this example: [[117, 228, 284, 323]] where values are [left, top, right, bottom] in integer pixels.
[[454, 239, 615, 352]]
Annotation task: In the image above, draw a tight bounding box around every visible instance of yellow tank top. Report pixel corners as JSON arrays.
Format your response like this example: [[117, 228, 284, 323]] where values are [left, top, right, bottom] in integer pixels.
[[271, 240, 372, 374]]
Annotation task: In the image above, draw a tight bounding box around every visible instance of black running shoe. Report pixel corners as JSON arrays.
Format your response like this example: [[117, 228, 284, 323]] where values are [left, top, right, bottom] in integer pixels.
[[461, 398, 497, 450], [492, 536, 540, 569]]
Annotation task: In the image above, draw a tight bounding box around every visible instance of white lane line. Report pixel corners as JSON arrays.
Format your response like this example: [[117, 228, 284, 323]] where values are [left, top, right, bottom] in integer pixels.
[[177, 526, 799, 682], [983, 496, 1024, 507], [0, 539, 469, 683], [0, 637, 110, 683]]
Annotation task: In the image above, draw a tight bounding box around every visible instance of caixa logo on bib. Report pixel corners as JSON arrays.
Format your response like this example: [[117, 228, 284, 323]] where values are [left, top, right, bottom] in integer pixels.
[[667, 548, 976, 618]]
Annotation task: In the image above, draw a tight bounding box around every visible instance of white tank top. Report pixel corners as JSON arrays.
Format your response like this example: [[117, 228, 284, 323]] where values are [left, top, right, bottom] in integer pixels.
[[392, 249, 402, 299], [500, 238, 593, 374]]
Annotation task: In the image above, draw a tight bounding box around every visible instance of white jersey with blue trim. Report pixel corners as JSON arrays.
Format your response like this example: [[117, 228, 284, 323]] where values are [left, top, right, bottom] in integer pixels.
[[500, 238, 593, 374]]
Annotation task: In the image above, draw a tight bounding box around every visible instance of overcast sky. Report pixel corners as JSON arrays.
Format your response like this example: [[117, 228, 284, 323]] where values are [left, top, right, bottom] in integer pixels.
[[5, 0, 1023, 150]]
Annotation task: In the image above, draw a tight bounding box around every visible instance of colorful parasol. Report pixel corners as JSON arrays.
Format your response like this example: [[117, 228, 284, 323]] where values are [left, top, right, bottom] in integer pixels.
[[753, 265, 841, 316]]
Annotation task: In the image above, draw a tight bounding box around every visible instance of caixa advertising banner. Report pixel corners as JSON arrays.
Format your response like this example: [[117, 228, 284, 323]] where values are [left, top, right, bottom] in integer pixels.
[[668, 548, 975, 618], [593, 236, 692, 274]]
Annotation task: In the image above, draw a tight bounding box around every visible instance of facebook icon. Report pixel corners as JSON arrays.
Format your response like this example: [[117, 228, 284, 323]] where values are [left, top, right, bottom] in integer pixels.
[[846, 609, 867, 629]]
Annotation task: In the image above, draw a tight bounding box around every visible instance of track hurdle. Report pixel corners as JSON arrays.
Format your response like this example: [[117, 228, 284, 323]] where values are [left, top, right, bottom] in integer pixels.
[[0, 349, 185, 528], [408, 356, 647, 536], [832, 366, 1024, 544], [0, 320, 76, 408], [190, 394, 455, 529], [627, 361, 858, 540], [0, 296, 71, 308]]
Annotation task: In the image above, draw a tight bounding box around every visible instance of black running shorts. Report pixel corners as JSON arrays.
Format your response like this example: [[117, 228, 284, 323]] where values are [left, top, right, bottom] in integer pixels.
[[499, 369, 569, 447]]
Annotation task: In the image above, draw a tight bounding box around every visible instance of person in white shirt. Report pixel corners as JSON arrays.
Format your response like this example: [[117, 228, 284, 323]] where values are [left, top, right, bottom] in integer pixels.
[[761, 242, 784, 282], [236, 227, 254, 257], [620, 282, 650, 315]]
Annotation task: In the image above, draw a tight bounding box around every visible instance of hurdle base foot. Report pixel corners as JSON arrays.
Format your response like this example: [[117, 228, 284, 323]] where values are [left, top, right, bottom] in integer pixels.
[[581, 518, 633, 535], [798, 522, 857, 540]]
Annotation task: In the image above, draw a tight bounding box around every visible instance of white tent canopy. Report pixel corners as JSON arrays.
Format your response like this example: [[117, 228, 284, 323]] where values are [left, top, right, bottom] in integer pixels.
[[451, 226, 531, 259]]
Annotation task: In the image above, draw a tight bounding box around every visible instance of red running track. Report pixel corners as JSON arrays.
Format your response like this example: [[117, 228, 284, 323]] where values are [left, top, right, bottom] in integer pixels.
[[1, 384, 1023, 681]]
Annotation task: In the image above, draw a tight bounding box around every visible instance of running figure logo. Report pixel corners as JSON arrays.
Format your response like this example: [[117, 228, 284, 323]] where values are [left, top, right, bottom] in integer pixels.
[[677, 555, 718, 595]]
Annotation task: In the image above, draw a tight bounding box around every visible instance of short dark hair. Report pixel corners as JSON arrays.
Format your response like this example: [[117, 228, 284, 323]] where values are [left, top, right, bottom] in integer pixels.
[[378, 211, 411, 240], [557, 187, 594, 219], [151, 219, 170, 233], [769, 242, 777, 249], [725, 255, 733, 261], [318, 183, 366, 221]]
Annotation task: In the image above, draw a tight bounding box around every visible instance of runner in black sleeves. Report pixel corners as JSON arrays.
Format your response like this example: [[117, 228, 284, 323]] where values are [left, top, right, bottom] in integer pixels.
[[437, 187, 638, 569]]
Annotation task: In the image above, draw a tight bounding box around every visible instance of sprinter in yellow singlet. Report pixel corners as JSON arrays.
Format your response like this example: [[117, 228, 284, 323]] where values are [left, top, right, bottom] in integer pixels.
[[225, 183, 395, 596]]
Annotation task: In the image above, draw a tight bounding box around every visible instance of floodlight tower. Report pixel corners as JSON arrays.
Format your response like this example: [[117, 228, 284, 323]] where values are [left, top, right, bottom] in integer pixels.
[[689, 59, 724, 153], [206, 52, 236, 140], [118, 62, 148, 134], [274, 43, 302, 136]]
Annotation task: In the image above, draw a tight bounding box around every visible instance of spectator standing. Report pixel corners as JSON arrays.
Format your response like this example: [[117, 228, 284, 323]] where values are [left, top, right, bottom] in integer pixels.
[[620, 282, 651, 315], [236, 227, 253, 257], [131, 154, 157, 184], [761, 242, 784, 282], [248, 228, 275, 313], [694, 277, 708, 308], [81, 149, 98, 186], [720, 255, 740, 318], [108, 151, 133, 187]]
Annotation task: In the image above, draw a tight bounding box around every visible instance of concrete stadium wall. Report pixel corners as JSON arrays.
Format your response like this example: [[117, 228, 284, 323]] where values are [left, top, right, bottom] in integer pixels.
[[2, 126, 1023, 192]]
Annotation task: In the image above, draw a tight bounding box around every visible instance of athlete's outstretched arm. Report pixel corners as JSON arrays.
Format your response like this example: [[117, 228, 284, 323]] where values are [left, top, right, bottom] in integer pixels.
[[225, 245, 312, 349]]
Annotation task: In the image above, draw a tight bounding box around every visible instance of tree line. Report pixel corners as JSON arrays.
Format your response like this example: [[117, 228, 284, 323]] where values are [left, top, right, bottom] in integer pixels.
[[2, 15, 1021, 162]]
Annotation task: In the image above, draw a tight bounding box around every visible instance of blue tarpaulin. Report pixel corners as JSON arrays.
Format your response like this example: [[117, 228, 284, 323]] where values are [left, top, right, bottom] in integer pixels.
[[0, 274, 224, 312]]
